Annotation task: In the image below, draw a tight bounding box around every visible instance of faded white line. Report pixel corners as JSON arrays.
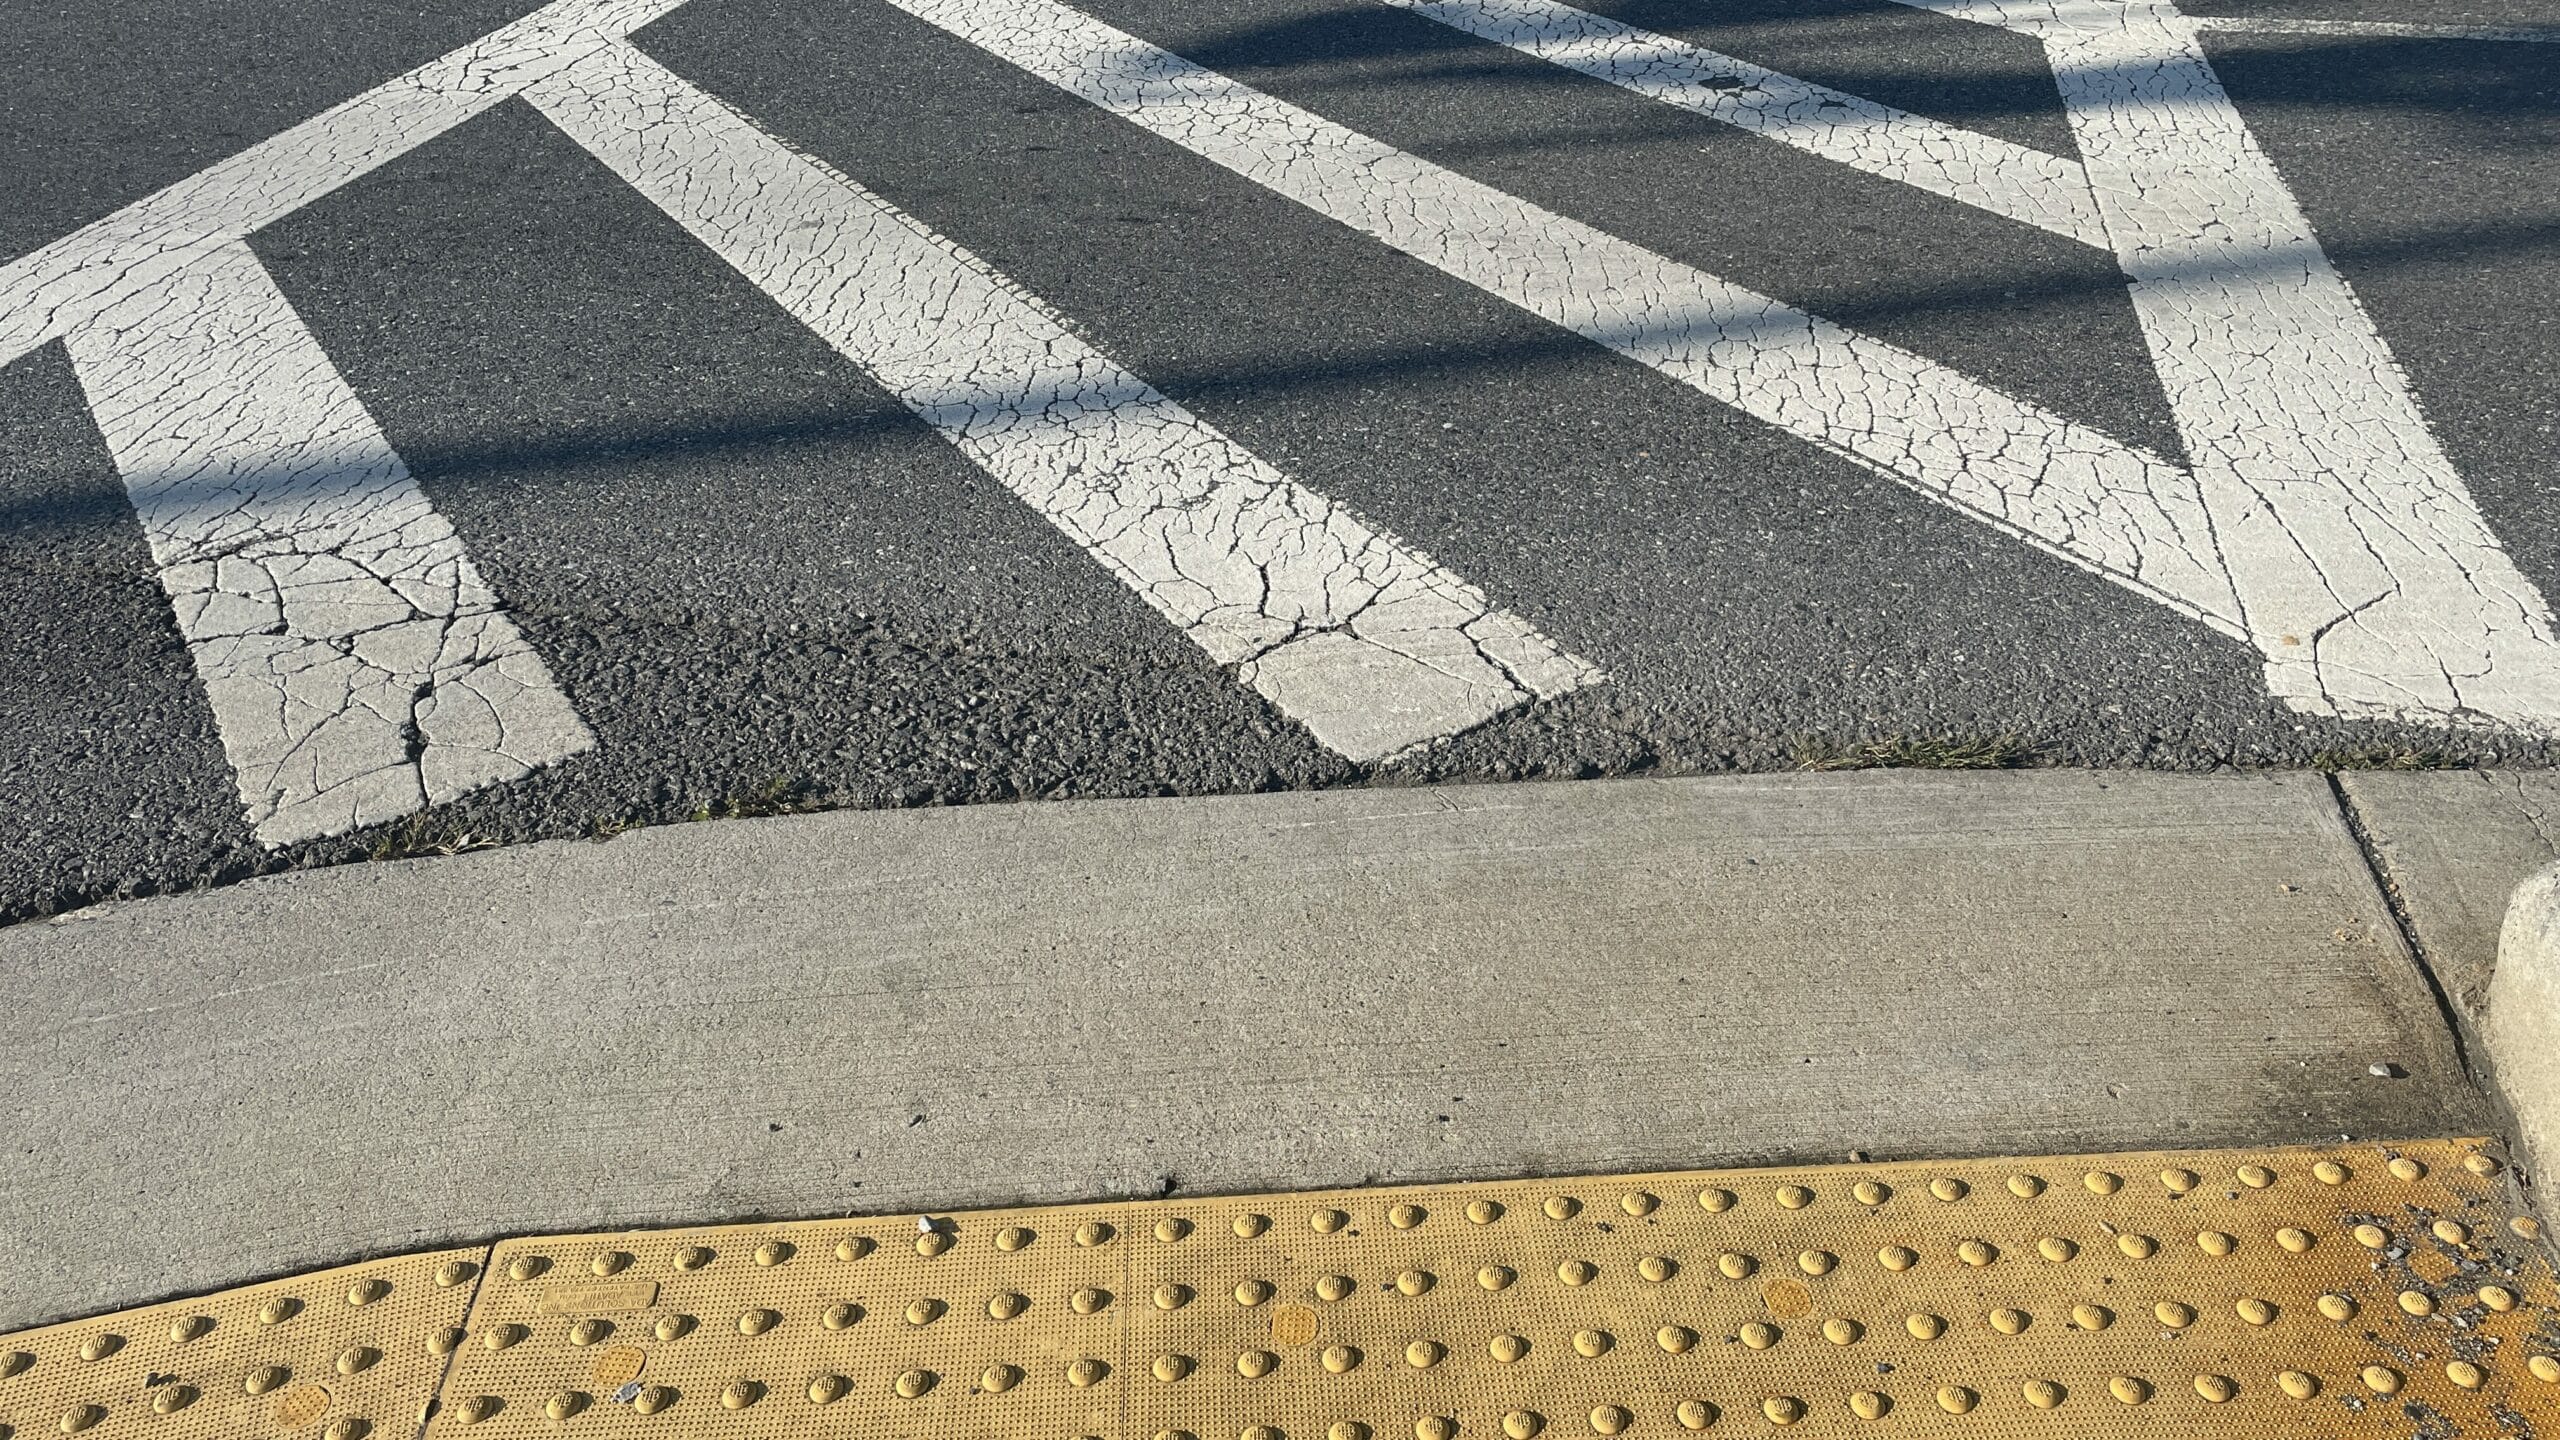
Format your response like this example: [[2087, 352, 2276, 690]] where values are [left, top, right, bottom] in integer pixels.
[[1895, 0, 2558, 43], [878, 0, 2245, 635], [0, 0, 691, 369], [65, 958, 402, 1027], [61, 243, 593, 844], [2192, 15, 2560, 43], [1878, 0, 2049, 32], [1384, 0, 2109, 247], [893, 0, 2560, 734], [524, 40, 1597, 760]]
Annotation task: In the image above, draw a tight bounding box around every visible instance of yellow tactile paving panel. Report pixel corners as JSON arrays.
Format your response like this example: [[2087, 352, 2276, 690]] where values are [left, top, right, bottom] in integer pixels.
[[0, 1247, 482, 1440], [8, 1142, 2559, 1440], [420, 1139, 2560, 1440]]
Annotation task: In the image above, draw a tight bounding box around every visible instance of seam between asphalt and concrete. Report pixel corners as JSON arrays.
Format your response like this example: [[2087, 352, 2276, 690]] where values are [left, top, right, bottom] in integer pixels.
[[2326, 772, 2478, 1079], [4, 766, 2557, 1335], [2330, 768, 2560, 1202]]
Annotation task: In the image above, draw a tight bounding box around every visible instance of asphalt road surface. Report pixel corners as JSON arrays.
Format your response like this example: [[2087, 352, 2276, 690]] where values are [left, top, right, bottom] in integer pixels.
[[3, 0, 2556, 921]]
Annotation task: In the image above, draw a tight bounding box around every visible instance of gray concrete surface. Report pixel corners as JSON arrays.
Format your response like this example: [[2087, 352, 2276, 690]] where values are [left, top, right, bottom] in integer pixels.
[[0, 769, 2477, 1331], [2488, 860, 2560, 1186], [2340, 769, 2560, 1014]]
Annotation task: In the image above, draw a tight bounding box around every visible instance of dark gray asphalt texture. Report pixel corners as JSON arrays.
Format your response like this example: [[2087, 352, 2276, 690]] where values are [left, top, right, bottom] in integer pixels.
[[3, 0, 2556, 923]]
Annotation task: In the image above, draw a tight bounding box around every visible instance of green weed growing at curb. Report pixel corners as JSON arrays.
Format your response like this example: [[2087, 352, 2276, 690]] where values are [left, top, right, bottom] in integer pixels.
[[363, 814, 499, 862], [688, 776, 818, 823], [1792, 733, 2035, 772]]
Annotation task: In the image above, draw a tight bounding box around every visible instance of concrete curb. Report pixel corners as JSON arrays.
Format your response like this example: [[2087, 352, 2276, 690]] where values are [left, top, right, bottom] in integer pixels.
[[2489, 860, 2560, 1179], [0, 769, 2484, 1331]]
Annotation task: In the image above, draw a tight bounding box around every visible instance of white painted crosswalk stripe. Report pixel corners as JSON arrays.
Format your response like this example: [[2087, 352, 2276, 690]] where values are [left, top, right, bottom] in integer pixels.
[[1382, 0, 2111, 248], [2021, 0, 2560, 729], [0, 0, 693, 373], [2192, 15, 2559, 41], [878, 0, 2240, 635], [1905, 2, 2560, 43], [1394, 0, 2560, 727], [0, 0, 1596, 831], [58, 243, 593, 844], [524, 39, 1597, 761], [1874, 0, 2560, 724], [884, 0, 2560, 737], [3, 0, 2557, 865], [0, 0, 696, 843]]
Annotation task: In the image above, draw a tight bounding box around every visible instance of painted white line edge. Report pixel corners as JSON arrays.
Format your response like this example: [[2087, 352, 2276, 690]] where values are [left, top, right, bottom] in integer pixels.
[[1386, 0, 2110, 248], [1990, 0, 2560, 727], [2193, 15, 2560, 43], [0, 0, 694, 370]]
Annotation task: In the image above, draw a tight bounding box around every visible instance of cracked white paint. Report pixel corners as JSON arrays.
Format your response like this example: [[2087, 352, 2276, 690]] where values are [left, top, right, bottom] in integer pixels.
[[891, 0, 2560, 734], [1382, 0, 2111, 247], [2046, 0, 2560, 726], [10, 0, 2559, 826], [0, 0, 695, 843], [524, 41, 1597, 760], [1873, 0, 2560, 725], [1880, 0, 2060, 32], [1896, 1, 2559, 44], [1406, 0, 2560, 725], [59, 244, 593, 844], [880, 0, 2244, 629], [0, 0, 692, 372], [2189, 15, 2555, 43]]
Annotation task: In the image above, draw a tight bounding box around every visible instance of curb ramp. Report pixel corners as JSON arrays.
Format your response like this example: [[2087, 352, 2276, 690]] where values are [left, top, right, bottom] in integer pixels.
[[5, 1139, 2555, 1440]]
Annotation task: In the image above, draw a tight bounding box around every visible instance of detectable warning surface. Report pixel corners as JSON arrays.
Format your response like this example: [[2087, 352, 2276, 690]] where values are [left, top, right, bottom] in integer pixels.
[[7, 1141, 2559, 1440], [0, 1247, 483, 1440]]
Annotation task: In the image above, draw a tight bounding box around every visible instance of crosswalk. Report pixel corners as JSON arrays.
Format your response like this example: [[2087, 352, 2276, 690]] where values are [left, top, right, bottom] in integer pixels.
[[3, 0, 2554, 847], [527, 37, 1599, 764], [912, 0, 2560, 726]]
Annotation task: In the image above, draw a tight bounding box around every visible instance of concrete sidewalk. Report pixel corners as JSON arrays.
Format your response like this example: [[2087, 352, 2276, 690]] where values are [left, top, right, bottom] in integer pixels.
[[6, 767, 2536, 1332]]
